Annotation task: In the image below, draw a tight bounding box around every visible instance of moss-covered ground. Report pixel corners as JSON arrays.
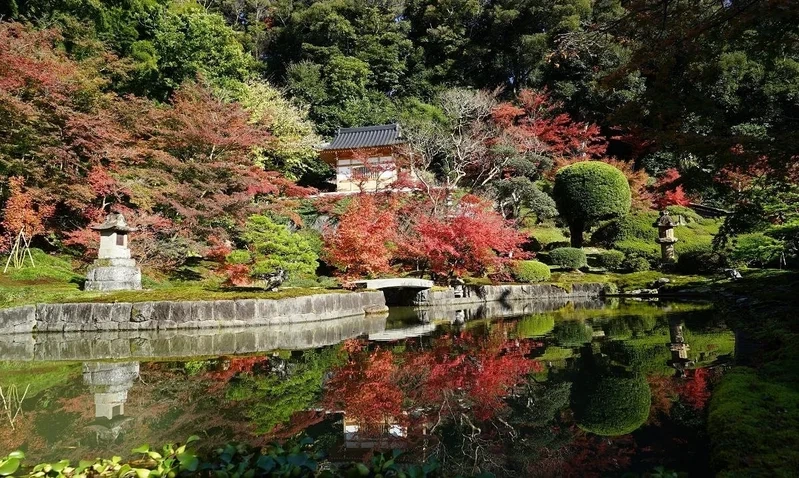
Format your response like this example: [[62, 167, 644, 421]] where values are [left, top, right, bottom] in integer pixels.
[[705, 269, 799, 477], [0, 250, 342, 309]]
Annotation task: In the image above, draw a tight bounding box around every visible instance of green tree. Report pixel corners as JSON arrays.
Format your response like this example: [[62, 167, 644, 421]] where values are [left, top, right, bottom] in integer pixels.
[[150, 7, 254, 99], [226, 349, 339, 433], [236, 81, 324, 180], [242, 215, 318, 278], [553, 161, 631, 247]]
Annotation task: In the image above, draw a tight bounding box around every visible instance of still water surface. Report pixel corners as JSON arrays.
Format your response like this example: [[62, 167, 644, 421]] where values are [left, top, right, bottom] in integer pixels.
[[0, 299, 732, 476]]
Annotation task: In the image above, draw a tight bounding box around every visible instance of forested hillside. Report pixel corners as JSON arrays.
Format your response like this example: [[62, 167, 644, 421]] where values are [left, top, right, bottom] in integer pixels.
[[0, 0, 797, 275]]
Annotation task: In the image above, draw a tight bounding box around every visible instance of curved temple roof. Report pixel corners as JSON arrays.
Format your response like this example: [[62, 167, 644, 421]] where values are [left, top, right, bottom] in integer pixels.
[[323, 123, 404, 150]]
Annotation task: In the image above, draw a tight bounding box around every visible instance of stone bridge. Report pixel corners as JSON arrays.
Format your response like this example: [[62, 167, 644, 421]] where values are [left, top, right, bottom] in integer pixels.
[[353, 278, 434, 305]]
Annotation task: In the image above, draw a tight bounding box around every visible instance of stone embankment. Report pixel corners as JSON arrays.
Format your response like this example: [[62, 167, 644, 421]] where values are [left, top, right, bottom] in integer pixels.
[[415, 282, 605, 307], [0, 291, 386, 335]]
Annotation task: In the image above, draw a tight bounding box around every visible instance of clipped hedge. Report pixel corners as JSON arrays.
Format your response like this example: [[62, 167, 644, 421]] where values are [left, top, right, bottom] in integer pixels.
[[596, 250, 625, 270], [729, 233, 784, 267], [549, 247, 587, 270], [553, 161, 631, 247], [614, 239, 660, 264], [592, 207, 721, 267], [512, 260, 552, 282]]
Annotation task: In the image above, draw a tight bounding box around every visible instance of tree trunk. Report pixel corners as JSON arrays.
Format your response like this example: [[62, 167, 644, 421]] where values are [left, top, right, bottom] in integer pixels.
[[569, 221, 584, 248]]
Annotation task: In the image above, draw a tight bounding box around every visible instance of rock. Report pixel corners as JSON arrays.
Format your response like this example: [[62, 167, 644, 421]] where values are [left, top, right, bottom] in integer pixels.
[[650, 277, 671, 288]]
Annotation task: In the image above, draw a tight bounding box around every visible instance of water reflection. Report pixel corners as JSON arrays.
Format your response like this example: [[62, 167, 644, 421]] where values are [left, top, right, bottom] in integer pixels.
[[668, 317, 694, 377], [82, 362, 138, 443], [0, 300, 733, 476]]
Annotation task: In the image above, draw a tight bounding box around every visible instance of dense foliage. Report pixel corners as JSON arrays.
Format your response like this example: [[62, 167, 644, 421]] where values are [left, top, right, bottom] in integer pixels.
[[1, 0, 797, 279]]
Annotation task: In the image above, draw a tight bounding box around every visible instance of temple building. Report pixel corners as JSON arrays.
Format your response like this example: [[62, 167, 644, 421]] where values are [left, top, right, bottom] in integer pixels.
[[319, 124, 406, 193]]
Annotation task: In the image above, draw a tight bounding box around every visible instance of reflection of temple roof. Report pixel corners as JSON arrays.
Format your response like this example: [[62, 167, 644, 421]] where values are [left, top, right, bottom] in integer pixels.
[[90, 212, 137, 232]]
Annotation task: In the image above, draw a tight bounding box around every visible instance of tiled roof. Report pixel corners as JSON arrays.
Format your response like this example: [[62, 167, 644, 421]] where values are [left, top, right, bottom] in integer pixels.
[[324, 124, 403, 150]]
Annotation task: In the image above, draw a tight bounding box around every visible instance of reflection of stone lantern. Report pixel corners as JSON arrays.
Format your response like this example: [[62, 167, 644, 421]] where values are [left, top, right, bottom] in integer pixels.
[[82, 362, 140, 420], [667, 318, 694, 378], [85, 212, 142, 291], [653, 210, 679, 262]]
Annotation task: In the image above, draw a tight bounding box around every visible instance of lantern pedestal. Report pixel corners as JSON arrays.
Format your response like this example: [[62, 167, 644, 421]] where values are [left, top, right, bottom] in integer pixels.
[[85, 212, 142, 291]]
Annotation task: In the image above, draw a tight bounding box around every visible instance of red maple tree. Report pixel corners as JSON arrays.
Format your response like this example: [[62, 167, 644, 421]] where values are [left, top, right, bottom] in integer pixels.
[[400, 195, 527, 279], [652, 168, 692, 208], [323, 194, 398, 281]]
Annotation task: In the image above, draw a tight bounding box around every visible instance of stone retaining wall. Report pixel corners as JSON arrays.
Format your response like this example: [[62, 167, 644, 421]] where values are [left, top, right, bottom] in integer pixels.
[[415, 282, 605, 307], [0, 291, 386, 335]]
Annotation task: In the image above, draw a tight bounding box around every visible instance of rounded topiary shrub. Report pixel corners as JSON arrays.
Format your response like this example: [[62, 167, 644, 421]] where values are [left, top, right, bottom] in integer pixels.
[[553, 162, 632, 247], [517, 314, 556, 338], [512, 260, 551, 283], [574, 373, 651, 436], [554, 321, 594, 346], [623, 256, 651, 272], [596, 250, 625, 270], [549, 247, 587, 270]]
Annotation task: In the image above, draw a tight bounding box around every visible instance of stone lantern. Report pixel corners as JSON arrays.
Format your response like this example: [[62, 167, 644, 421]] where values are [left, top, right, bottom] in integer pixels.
[[653, 210, 679, 262], [85, 212, 142, 291]]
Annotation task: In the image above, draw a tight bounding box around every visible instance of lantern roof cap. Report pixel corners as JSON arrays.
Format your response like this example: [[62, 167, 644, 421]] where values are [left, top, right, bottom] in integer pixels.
[[654, 210, 679, 228], [91, 212, 137, 232]]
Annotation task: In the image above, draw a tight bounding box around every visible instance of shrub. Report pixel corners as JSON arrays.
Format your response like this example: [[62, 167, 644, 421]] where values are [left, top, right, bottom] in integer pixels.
[[592, 214, 655, 246], [554, 320, 594, 346], [243, 215, 318, 278], [624, 256, 651, 272], [225, 250, 251, 264], [553, 162, 631, 247], [615, 239, 659, 264], [549, 247, 587, 269], [512, 260, 551, 282], [596, 250, 625, 270], [517, 314, 555, 338], [526, 225, 569, 251], [677, 249, 729, 274], [574, 373, 651, 436], [729, 233, 784, 267]]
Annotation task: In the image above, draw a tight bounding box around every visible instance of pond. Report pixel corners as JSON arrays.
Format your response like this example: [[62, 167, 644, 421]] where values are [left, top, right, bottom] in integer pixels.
[[0, 299, 733, 477]]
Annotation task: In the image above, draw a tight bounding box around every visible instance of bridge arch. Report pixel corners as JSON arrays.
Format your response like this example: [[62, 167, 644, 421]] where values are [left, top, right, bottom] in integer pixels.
[[353, 278, 434, 306]]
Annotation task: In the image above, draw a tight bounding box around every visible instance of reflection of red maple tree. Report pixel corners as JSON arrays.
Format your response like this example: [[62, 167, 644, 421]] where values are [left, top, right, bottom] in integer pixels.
[[323, 348, 405, 426], [647, 374, 677, 425], [558, 429, 636, 478], [405, 330, 542, 420], [205, 357, 269, 391], [678, 367, 711, 410], [325, 327, 543, 426]]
